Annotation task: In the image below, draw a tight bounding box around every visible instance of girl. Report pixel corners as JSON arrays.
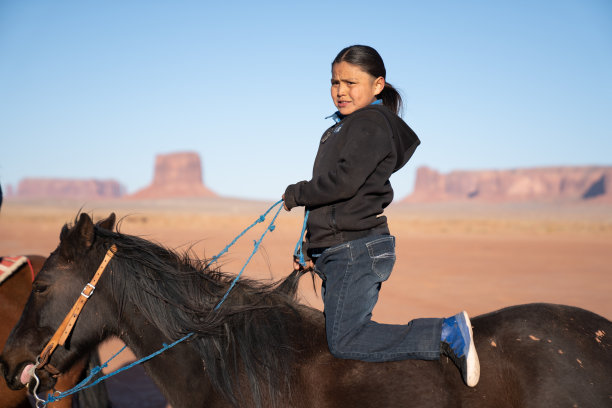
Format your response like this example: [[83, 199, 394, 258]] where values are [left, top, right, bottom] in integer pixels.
[[283, 45, 480, 387]]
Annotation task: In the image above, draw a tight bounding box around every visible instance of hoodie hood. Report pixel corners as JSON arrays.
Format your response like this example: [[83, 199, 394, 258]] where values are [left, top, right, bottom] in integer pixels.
[[361, 104, 420, 172]]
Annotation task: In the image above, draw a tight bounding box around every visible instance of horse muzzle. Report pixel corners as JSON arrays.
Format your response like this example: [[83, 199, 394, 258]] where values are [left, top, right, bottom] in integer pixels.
[[0, 357, 29, 390], [0, 354, 58, 393]]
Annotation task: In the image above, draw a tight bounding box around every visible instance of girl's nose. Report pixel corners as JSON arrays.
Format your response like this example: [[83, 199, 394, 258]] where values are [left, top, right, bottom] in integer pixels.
[[337, 83, 347, 95]]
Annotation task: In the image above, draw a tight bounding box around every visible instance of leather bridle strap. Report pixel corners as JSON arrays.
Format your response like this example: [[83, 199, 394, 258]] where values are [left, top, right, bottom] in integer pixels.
[[36, 244, 117, 369]]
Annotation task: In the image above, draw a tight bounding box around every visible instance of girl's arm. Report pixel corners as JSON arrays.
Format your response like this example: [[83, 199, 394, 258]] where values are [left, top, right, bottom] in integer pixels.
[[284, 115, 393, 209]]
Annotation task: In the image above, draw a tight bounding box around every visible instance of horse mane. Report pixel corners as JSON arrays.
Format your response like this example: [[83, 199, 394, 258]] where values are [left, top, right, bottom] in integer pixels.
[[65, 216, 308, 408]]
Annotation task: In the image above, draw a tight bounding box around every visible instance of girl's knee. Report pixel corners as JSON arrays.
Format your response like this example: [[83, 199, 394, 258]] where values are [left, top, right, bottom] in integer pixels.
[[327, 331, 359, 359], [328, 342, 351, 359]]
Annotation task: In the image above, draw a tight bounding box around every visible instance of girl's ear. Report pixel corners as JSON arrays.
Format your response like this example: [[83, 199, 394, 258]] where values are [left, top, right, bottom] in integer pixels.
[[373, 76, 385, 96]]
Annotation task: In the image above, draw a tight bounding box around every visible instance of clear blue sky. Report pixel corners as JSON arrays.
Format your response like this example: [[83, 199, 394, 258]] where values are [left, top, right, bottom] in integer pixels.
[[1, 0, 611, 201]]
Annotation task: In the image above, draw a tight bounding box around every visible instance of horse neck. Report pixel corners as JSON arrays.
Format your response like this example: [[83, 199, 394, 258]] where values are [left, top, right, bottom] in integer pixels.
[[115, 304, 223, 408]]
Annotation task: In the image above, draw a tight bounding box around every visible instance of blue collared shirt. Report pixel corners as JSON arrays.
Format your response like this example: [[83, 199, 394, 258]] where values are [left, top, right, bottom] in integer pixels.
[[326, 99, 383, 123]]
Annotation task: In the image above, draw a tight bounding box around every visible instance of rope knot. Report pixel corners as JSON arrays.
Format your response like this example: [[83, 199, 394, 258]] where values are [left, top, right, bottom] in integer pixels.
[[89, 366, 103, 375]]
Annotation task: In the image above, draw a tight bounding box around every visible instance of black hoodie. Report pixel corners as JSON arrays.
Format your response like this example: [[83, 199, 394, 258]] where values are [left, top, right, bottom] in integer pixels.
[[284, 104, 420, 252]]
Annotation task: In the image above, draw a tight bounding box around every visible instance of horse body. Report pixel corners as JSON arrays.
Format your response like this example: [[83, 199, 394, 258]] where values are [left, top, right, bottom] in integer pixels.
[[1, 213, 611, 407], [293, 303, 612, 408]]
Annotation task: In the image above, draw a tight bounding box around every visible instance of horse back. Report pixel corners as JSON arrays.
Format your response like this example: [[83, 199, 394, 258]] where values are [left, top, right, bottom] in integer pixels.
[[294, 303, 611, 408], [292, 306, 459, 408], [471, 303, 612, 407]]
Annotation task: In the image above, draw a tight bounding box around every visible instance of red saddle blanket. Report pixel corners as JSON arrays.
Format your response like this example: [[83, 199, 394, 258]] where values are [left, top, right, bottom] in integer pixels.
[[0, 256, 32, 284]]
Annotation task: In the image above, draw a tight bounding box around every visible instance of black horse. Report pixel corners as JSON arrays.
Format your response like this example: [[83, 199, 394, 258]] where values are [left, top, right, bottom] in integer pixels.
[[1, 212, 611, 407], [0, 186, 109, 408]]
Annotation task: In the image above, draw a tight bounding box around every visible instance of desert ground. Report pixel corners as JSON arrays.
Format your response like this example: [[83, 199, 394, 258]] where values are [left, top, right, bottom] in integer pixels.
[[1, 197, 611, 406]]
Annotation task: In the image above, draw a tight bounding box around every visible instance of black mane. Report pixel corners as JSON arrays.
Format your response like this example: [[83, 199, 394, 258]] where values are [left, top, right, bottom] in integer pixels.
[[70, 219, 307, 407]]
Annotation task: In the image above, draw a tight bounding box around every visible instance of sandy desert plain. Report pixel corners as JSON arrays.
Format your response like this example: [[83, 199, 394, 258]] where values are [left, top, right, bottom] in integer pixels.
[[1, 197, 611, 402]]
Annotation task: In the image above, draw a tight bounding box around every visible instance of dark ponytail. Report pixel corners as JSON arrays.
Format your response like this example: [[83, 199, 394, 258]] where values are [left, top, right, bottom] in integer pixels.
[[332, 45, 403, 116]]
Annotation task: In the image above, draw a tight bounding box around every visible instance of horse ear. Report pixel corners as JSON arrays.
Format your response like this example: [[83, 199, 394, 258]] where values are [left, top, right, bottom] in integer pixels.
[[96, 213, 116, 231], [73, 213, 95, 249], [60, 213, 95, 260], [60, 224, 70, 242]]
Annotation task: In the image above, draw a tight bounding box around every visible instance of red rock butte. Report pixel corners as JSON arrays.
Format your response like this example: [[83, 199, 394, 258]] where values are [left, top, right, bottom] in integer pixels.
[[129, 152, 216, 199], [16, 178, 124, 199], [404, 166, 612, 203]]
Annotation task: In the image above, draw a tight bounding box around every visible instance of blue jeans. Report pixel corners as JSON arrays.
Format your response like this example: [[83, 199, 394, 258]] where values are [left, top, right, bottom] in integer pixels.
[[314, 235, 443, 362]]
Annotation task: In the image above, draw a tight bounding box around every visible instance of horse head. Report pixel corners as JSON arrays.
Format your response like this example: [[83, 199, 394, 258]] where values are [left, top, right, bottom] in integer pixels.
[[1, 213, 117, 394]]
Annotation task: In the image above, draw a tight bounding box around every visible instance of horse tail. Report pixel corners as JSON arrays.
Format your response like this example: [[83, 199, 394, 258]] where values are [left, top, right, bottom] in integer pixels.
[[75, 351, 111, 408], [274, 267, 313, 298]]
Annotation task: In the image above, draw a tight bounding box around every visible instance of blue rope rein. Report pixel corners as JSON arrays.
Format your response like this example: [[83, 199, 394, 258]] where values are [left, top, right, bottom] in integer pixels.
[[38, 199, 288, 406], [293, 209, 309, 267], [205, 199, 284, 268], [46, 333, 194, 403], [213, 200, 284, 310]]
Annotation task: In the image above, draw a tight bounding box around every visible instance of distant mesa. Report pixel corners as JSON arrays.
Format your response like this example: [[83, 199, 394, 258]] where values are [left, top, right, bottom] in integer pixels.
[[16, 178, 125, 199], [7, 151, 215, 201], [404, 166, 612, 203], [129, 151, 216, 199]]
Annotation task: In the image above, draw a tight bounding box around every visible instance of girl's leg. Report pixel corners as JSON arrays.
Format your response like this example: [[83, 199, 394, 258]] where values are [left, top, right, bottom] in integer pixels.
[[316, 235, 442, 362]]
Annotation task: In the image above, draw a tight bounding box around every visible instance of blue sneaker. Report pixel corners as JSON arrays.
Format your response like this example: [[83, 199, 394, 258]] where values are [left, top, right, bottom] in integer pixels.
[[441, 311, 480, 387]]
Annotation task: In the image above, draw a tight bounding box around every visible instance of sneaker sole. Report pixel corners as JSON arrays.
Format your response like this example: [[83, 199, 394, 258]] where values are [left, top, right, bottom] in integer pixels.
[[459, 311, 480, 387]]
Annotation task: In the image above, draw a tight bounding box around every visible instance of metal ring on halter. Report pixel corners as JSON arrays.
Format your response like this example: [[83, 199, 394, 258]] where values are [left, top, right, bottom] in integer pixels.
[[27, 357, 47, 407]]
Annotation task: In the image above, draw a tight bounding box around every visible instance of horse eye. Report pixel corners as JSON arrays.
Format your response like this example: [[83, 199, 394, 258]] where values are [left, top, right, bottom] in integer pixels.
[[33, 282, 49, 293]]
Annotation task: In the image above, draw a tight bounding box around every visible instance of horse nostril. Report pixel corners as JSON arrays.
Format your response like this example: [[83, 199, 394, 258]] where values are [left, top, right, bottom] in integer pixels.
[[0, 356, 17, 385]]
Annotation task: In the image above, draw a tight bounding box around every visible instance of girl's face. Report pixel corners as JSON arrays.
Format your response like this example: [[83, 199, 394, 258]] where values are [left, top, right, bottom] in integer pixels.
[[331, 61, 385, 116]]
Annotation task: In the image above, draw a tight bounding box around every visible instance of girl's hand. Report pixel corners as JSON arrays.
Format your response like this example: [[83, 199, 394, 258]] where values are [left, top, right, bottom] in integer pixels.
[[282, 195, 290, 211], [293, 256, 314, 271]]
